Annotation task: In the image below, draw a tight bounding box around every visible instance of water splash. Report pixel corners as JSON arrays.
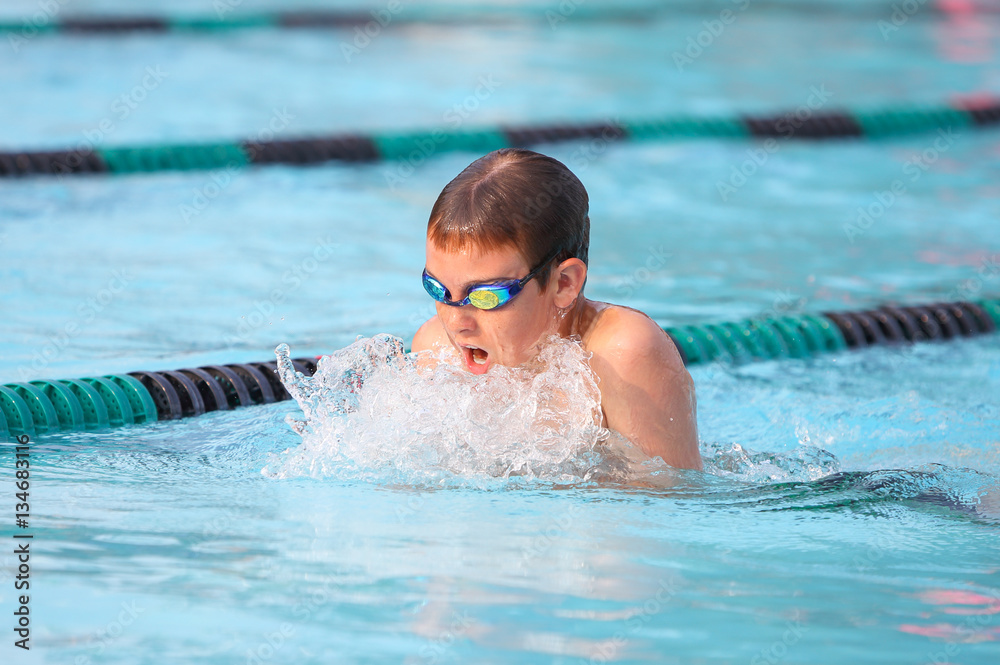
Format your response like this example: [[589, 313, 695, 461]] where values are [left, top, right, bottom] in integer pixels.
[[703, 441, 842, 483], [263, 335, 1000, 520], [266, 334, 641, 486]]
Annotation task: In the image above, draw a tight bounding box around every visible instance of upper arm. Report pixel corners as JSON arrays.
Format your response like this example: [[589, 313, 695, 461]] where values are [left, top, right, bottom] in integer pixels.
[[588, 311, 702, 470]]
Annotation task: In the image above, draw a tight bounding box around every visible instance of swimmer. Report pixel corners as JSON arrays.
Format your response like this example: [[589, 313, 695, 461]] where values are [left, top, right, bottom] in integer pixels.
[[412, 148, 702, 470]]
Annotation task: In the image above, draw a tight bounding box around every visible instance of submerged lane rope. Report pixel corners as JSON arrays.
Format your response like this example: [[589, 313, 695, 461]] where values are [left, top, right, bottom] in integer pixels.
[[2, 100, 999, 178], [1, 298, 997, 439]]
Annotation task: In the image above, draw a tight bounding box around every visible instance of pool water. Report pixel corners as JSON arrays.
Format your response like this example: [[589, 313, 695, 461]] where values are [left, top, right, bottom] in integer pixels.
[[2, 1, 1000, 663]]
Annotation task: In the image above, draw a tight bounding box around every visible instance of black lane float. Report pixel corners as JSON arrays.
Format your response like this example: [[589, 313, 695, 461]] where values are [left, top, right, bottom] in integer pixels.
[[2, 100, 999, 179]]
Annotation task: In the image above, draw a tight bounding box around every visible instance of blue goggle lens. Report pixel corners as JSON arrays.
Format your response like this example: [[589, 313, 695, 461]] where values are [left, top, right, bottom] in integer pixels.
[[423, 273, 448, 301]]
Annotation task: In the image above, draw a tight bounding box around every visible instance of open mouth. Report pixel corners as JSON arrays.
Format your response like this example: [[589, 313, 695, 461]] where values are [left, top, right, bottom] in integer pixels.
[[461, 345, 491, 375]]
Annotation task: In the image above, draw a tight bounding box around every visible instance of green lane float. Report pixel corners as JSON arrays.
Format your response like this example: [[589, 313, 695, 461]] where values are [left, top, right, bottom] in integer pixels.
[[2, 100, 999, 179], [1, 299, 996, 441], [662, 300, 995, 366]]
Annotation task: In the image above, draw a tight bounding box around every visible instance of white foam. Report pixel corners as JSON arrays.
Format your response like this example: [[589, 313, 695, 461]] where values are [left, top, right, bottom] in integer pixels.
[[266, 335, 650, 486]]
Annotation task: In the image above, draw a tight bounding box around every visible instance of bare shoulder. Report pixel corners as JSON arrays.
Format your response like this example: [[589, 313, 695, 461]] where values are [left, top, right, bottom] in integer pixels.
[[582, 303, 701, 470], [584, 305, 686, 373], [411, 315, 448, 353]]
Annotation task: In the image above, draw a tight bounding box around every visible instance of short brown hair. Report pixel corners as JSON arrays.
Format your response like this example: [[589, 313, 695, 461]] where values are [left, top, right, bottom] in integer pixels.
[[427, 148, 589, 288]]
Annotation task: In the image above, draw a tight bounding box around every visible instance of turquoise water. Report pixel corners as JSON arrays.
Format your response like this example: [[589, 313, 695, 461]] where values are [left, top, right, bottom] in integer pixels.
[[2, 2, 1000, 663]]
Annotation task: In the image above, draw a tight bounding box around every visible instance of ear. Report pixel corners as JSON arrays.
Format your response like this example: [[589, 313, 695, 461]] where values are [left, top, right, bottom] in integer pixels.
[[551, 258, 587, 309]]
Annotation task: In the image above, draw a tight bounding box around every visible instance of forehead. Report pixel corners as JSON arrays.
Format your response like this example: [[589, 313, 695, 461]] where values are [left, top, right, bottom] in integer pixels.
[[424, 239, 529, 282]]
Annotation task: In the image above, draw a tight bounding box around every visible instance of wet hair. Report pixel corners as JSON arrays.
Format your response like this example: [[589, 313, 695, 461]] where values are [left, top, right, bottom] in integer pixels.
[[427, 148, 590, 288]]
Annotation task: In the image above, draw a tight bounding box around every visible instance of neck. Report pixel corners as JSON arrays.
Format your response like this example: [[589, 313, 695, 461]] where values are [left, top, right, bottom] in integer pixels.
[[556, 296, 590, 339]]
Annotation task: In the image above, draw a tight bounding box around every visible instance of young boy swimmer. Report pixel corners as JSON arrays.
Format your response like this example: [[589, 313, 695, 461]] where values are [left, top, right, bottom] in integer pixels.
[[412, 149, 702, 471]]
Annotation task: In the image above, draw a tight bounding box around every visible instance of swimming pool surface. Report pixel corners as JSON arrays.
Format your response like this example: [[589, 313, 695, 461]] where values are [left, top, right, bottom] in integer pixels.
[[2, 1, 999, 663]]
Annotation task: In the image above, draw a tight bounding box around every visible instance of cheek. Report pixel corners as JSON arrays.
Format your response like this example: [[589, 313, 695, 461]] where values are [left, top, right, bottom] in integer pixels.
[[490, 302, 550, 353]]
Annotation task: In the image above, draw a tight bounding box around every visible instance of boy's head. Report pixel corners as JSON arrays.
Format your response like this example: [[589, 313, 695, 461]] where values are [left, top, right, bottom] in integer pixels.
[[427, 148, 589, 289], [421, 149, 591, 374]]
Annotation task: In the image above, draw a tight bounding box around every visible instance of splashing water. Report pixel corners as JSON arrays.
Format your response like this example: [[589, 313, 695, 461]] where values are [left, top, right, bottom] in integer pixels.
[[702, 441, 842, 483], [266, 335, 644, 485], [263, 336, 1000, 520]]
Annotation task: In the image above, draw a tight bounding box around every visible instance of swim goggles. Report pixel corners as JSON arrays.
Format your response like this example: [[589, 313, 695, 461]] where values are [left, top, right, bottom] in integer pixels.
[[422, 247, 563, 310]]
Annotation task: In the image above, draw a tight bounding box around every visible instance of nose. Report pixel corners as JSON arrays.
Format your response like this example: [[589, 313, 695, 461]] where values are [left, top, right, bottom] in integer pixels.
[[437, 302, 477, 335]]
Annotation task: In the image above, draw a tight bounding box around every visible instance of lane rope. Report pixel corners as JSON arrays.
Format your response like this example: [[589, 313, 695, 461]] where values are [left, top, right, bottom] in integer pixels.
[[6, 3, 997, 35], [2, 298, 997, 440], [2, 99, 999, 179]]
